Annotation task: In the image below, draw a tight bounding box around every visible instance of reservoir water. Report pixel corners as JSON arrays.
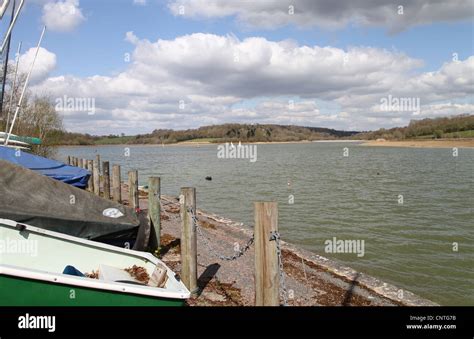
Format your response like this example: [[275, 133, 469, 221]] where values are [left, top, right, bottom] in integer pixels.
[[58, 142, 473, 305]]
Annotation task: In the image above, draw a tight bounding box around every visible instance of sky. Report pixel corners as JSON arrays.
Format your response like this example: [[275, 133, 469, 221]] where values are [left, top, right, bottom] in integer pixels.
[[1, 0, 473, 135]]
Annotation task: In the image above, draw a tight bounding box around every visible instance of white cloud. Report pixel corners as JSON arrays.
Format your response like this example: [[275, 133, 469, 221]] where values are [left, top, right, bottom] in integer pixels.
[[168, 0, 473, 33], [129, 33, 423, 99], [18, 47, 56, 84], [403, 57, 474, 101], [133, 0, 147, 5], [30, 33, 473, 134], [418, 103, 474, 118], [125, 31, 140, 44], [41, 0, 85, 32]]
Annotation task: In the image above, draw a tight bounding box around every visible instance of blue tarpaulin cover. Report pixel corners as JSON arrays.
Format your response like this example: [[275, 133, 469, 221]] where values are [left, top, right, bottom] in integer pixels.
[[0, 146, 90, 188]]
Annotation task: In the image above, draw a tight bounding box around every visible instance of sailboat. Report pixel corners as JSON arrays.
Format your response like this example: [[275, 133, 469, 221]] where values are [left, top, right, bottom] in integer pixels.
[[1, 1, 44, 151], [0, 131, 41, 149], [0, 131, 29, 148]]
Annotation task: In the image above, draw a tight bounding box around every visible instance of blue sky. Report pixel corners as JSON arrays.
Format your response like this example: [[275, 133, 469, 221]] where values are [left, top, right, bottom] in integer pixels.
[[2, 0, 473, 134], [11, 1, 473, 76]]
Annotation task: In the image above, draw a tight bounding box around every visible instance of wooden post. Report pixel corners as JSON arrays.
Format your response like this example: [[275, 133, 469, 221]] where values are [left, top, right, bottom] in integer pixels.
[[112, 165, 121, 203], [128, 170, 139, 211], [82, 158, 87, 169], [67, 156, 71, 165], [180, 187, 198, 293], [148, 177, 161, 250], [93, 159, 100, 196], [95, 155, 101, 193], [102, 161, 110, 199], [73, 157, 78, 167], [87, 160, 94, 192], [79, 158, 84, 168], [254, 201, 279, 306], [95, 154, 100, 172]]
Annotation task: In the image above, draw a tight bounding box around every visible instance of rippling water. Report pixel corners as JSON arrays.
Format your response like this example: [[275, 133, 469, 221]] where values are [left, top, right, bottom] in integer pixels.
[[57, 142, 474, 305]]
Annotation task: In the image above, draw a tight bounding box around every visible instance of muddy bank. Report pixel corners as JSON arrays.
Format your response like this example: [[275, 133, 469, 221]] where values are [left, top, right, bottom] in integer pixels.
[[361, 139, 474, 148]]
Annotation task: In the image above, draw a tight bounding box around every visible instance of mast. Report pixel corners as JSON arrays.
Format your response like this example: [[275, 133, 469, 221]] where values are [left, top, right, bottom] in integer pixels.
[[0, 0, 24, 54], [4, 25, 46, 146], [0, 0, 16, 120], [0, 0, 10, 19], [4, 40, 21, 133]]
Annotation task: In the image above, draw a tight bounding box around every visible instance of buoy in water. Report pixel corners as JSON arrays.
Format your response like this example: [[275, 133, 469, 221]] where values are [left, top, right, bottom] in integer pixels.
[[205, 176, 212, 181]]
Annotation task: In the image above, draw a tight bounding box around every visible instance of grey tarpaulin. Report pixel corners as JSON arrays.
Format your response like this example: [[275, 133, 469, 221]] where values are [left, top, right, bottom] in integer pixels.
[[0, 160, 151, 250]]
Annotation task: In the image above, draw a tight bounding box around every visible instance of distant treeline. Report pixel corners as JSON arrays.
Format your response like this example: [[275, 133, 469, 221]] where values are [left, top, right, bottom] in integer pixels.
[[48, 115, 473, 146], [49, 124, 359, 145], [47, 131, 134, 146], [130, 124, 358, 144], [355, 114, 474, 140]]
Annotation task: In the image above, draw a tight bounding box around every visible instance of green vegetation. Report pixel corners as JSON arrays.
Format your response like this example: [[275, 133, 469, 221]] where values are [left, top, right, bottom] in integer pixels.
[[48, 124, 359, 145], [1, 66, 62, 157], [94, 135, 136, 145], [131, 124, 359, 144], [46, 132, 134, 146], [8, 110, 472, 147], [1, 96, 63, 157], [356, 114, 474, 140], [442, 130, 474, 138]]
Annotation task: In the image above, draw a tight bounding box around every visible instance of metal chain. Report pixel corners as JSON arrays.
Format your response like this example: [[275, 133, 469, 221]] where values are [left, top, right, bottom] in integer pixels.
[[187, 207, 254, 261], [270, 231, 288, 306], [178, 200, 287, 305]]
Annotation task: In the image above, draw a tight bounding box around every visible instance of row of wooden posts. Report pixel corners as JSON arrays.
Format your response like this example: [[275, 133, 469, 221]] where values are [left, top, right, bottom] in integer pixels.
[[67, 154, 161, 250], [67, 155, 139, 208], [180, 187, 281, 306], [67, 155, 281, 306]]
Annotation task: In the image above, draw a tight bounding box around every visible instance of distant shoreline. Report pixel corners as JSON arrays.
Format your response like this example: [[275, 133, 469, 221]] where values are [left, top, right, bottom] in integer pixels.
[[55, 138, 474, 148], [361, 139, 474, 148], [56, 139, 364, 148]]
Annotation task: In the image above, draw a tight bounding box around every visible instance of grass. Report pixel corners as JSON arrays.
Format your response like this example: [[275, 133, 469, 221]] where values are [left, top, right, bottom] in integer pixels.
[[411, 130, 474, 140], [442, 130, 474, 138], [93, 136, 135, 145]]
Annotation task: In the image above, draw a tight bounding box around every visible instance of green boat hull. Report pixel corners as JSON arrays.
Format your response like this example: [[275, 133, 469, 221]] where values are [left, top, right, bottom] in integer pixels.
[[10, 135, 42, 145], [0, 275, 184, 306]]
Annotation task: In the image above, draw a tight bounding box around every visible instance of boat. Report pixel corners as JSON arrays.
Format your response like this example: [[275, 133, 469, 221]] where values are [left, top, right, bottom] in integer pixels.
[[0, 132, 34, 150], [2, 21, 45, 153], [0, 159, 152, 250], [0, 139, 29, 149], [0, 218, 190, 306], [0, 145, 90, 188], [0, 132, 41, 146]]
